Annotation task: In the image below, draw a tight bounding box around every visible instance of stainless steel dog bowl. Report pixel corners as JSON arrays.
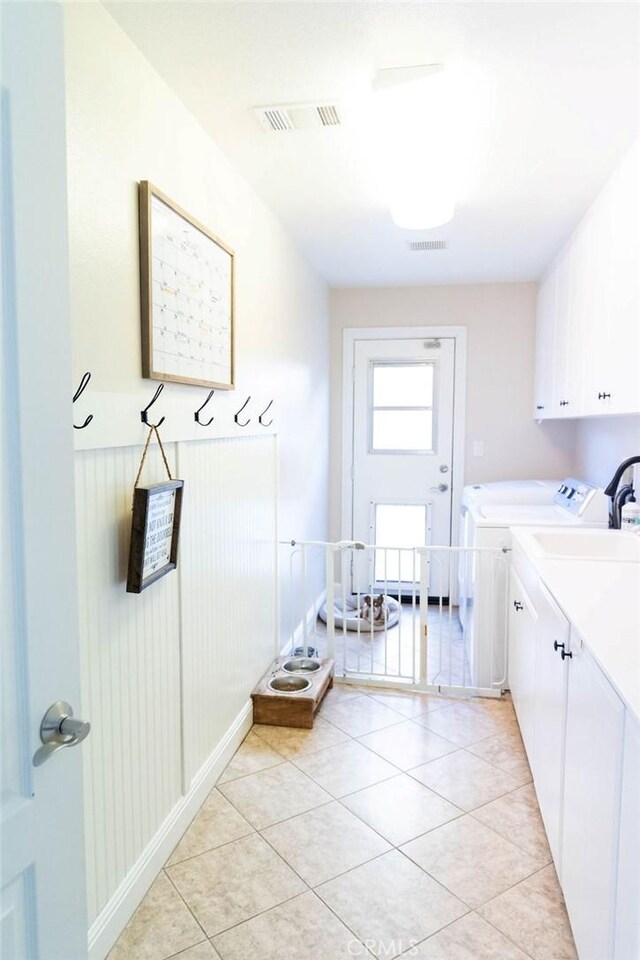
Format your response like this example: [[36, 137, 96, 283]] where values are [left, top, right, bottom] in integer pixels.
[[282, 658, 321, 674], [268, 675, 312, 694]]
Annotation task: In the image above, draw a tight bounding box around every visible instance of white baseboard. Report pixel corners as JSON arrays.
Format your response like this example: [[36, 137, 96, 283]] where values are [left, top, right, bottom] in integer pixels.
[[280, 587, 327, 656], [88, 701, 253, 960]]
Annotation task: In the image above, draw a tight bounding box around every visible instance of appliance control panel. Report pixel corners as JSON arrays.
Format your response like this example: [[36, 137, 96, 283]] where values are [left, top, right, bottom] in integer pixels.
[[554, 477, 609, 521]]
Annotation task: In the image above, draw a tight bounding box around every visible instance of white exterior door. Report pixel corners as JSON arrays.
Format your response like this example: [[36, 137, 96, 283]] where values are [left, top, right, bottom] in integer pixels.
[[350, 337, 455, 596], [1, 4, 88, 958]]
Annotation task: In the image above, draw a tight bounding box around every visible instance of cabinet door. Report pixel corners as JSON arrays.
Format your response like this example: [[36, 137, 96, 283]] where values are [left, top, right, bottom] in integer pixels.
[[581, 142, 639, 416], [614, 712, 640, 960], [552, 245, 577, 418], [533, 265, 557, 419], [533, 584, 569, 867], [562, 634, 624, 960], [581, 191, 614, 415], [569, 222, 590, 414], [508, 568, 537, 758], [535, 141, 640, 420], [605, 145, 640, 415]]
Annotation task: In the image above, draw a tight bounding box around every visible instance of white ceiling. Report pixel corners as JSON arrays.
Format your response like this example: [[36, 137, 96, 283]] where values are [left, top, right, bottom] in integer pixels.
[[103, 1, 640, 287]]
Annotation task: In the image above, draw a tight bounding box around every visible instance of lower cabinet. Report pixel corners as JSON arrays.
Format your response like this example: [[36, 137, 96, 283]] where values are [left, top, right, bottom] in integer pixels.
[[509, 560, 633, 960], [508, 568, 537, 758], [614, 712, 640, 960], [532, 583, 569, 868], [561, 635, 624, 960]]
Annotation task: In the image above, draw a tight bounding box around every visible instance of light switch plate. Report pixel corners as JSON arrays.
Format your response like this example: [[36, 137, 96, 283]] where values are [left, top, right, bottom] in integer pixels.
[[473, 441, 484, 457]]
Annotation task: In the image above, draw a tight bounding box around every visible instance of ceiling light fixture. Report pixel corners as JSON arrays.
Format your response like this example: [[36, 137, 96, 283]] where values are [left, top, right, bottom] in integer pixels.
[[373, 64, 457, 230]]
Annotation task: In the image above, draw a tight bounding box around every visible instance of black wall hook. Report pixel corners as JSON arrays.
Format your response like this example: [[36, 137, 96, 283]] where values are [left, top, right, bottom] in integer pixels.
[[258, 399, 274, 427], [141, 383, 166, 427], [234, 396, 251, 427], [194, 389, 215, 426], [73, 371, 93, 430]]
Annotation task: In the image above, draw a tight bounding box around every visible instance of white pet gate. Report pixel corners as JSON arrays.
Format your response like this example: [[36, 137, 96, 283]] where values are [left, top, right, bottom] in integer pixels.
[[281, 539, 510, 698]]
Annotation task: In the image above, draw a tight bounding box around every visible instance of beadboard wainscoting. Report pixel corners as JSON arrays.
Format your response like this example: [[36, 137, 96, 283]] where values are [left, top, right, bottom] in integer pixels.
[[76, 444, 183, 928], [178, 436, 278, 787], [75, 435, 278, 959]]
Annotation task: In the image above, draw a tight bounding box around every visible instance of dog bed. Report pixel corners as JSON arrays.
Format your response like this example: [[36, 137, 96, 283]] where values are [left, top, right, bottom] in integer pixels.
[[318, 594, 401, 632]]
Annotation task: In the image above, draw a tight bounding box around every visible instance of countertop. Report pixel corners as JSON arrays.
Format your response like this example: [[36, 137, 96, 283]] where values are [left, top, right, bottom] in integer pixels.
[[511, 527, 640, 719]]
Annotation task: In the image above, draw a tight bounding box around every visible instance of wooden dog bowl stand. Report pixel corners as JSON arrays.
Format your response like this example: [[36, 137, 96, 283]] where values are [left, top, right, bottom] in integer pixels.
[[251, 657, 334, 729]]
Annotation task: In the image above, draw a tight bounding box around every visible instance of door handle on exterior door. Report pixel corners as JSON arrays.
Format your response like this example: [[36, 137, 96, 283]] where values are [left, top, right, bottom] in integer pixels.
[[429, 483, 449, 493], [33, 701, 91, 767]]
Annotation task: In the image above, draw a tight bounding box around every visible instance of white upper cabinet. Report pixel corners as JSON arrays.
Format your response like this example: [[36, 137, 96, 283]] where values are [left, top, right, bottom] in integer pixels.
[[569, 212, 594, 411], [534, 140, 640, 419], [602, 148, 640, 415], [552, 243, 579, 418], [533, 261, 557, 417], [581, 177, 615, 414]]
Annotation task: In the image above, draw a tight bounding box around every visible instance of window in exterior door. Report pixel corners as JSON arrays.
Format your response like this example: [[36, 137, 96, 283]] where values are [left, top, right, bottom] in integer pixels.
[[373, 503, 430, 583], [370, 362, 435, 453]]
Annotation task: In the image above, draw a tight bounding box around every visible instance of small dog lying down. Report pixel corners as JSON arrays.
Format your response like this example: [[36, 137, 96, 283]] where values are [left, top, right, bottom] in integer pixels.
[[360, 594, 390, 624]]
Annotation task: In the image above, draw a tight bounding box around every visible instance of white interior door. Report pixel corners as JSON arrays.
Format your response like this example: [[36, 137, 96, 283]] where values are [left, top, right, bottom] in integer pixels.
[[1, 4, 88, 958], [350, 337, 455, 596]]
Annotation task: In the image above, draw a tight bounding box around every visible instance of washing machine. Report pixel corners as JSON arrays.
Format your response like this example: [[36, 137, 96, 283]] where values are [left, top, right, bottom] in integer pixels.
[[460, 478, 609, 691], [458, 479, 559, 632]]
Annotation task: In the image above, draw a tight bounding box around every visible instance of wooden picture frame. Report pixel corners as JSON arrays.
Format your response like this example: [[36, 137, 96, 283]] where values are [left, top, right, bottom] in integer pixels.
[[126, 480, 184, 594], [139, 181, 235, 389]]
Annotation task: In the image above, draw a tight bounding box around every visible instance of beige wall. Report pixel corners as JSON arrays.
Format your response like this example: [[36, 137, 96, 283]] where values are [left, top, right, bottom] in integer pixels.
[[574, 415, 640, 488], [63, 1, 330, 944], [330, 283, 576, 537]]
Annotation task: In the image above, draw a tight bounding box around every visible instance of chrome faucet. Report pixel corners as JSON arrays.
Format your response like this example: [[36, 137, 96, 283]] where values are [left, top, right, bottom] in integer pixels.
[[604, 455, 640, 528]]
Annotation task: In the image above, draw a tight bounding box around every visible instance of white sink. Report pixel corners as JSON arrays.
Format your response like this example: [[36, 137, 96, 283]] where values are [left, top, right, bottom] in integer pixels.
[[532, 530, 640, 562]]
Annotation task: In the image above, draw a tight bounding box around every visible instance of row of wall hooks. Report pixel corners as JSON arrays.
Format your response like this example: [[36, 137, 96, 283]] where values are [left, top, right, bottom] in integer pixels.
[[142, 383, 275, 428], [71, 373, 275, 431]]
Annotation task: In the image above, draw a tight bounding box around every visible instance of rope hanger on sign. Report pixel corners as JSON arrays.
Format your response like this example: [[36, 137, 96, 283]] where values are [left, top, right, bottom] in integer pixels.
[[133, 424, 173, 492]]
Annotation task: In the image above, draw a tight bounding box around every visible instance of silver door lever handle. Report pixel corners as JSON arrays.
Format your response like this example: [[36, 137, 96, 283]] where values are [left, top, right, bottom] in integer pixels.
[[33, 700, 91, 767], [429, 483, 449, 493]]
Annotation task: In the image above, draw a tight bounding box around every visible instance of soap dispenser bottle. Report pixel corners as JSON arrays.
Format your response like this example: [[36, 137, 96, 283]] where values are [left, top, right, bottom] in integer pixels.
[[620, 498, 640, 531]]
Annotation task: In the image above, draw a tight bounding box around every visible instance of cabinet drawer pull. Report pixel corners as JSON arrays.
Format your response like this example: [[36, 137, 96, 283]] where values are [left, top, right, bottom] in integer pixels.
[[559, 400, 570, 407], [536, 405, 545, 411], [554, 640, 573, 660], [513, 600, 523, 612], [598, 391, 611, 400]]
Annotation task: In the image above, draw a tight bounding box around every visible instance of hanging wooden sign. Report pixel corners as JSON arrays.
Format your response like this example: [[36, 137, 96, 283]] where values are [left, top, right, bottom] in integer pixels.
[[126, 479, 184, 593]]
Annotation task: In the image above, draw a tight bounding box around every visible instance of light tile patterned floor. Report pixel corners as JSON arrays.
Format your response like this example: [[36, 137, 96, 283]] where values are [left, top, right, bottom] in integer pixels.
[[109, 686, 577, 960]]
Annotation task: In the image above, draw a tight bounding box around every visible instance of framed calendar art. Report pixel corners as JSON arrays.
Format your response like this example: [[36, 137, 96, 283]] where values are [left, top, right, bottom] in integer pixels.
[[138, 181, 235, 389]]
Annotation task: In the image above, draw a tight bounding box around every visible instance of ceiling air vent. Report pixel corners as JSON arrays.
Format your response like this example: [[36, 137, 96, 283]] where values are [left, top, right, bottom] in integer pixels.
[[257, 107, 294, 133], [408, 240, 447, 252], [316, 104, 341, 127], [254, 102, 341, 132]]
